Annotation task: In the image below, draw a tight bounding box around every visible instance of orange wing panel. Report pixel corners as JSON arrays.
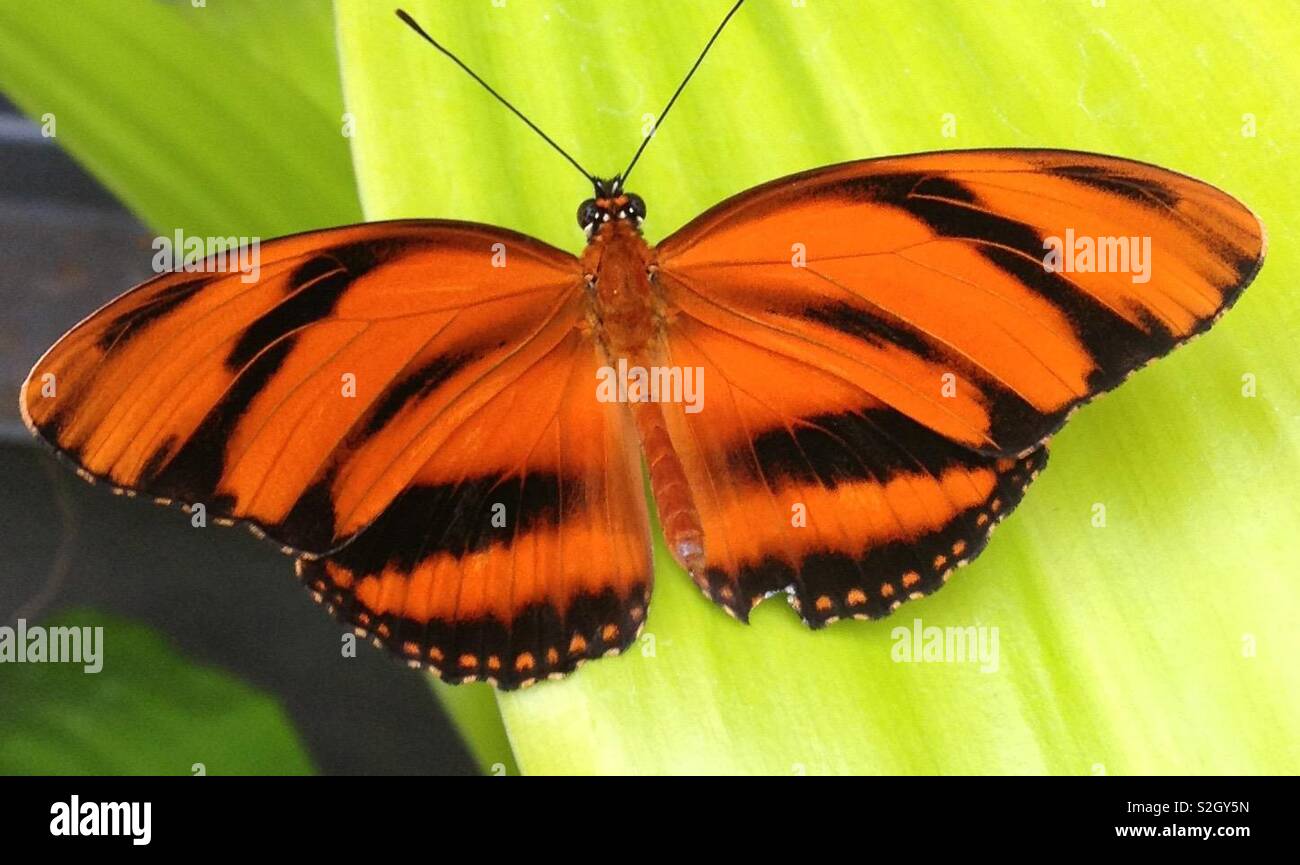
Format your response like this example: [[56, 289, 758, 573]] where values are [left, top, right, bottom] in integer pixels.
[[299, 327, 652, 687], [658, 149, 1264, 455], [648, 148, 1261, 622], [656, 302, 1045, 624], [22, 220, 584, 555]]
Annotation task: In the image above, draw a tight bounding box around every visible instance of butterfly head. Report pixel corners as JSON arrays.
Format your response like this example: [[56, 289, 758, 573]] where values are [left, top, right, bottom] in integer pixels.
[[578, 176, 646, 239]]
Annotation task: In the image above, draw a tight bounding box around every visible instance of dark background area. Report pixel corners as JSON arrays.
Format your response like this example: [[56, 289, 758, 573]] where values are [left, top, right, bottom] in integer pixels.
[[0, 95, 477, 775]]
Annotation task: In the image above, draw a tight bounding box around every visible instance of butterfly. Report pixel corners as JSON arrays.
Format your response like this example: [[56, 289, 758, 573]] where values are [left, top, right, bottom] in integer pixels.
[[20, 2, 1265, 688]]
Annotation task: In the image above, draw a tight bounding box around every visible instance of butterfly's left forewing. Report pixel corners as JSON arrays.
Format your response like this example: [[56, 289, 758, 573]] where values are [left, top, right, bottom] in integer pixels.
[[22, 220, 589, 555]]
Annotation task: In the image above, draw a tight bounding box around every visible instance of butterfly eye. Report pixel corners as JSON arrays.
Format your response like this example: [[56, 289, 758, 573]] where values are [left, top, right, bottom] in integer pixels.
[[625, 193, 647, 223], [577, 199, 601, 229]]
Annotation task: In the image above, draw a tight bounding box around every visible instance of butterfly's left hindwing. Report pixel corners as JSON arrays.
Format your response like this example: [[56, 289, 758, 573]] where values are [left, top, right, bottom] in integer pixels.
[[298, 322, 652, 687]]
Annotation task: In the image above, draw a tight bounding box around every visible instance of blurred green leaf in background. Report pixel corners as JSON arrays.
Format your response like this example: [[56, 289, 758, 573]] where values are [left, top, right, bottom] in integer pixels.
[[2, 0, 1297, 775], [0, 610, 313, 774], [0, 0, 358, 237]]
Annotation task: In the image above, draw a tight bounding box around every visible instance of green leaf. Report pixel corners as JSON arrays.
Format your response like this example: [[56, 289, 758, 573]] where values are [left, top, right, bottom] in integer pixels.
[[337, 0, 1300, 774], [0, 610, 313, 774], [0, 0, 359, 236]]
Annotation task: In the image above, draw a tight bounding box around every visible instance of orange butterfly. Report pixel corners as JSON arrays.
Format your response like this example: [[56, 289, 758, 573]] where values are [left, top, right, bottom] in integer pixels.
[[20, 2, 1265, 688]]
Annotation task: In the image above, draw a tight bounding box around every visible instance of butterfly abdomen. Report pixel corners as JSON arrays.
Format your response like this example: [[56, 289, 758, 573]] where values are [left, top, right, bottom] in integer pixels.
[[633, 399, 706, 576], [585, 219, 706, 577]]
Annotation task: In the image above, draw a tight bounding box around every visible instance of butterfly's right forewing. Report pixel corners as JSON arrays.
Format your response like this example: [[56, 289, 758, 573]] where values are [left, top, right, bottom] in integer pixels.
[[658, 149, 1264, 456]]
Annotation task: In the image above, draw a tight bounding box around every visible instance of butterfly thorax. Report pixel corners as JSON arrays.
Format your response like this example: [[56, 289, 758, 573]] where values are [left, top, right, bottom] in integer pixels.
[[583, 217, 662, 361]]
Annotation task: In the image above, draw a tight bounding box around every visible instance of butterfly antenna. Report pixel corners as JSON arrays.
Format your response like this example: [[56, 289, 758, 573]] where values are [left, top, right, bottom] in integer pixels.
[[395, 9, 596, 185], [620, 0, 745, 185]]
